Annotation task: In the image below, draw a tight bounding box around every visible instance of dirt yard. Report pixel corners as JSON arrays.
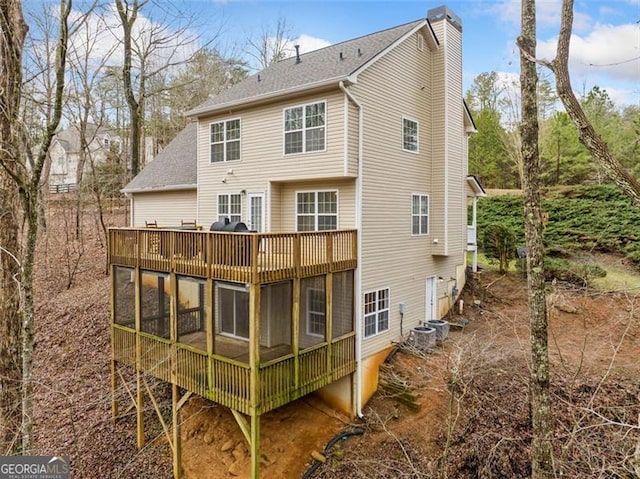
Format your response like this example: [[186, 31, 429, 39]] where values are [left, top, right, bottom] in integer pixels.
[[32, 203, 640, 478]]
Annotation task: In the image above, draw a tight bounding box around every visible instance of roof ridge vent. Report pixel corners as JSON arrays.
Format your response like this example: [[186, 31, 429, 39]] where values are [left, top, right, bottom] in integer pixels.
[[294, 44, 301, 64]]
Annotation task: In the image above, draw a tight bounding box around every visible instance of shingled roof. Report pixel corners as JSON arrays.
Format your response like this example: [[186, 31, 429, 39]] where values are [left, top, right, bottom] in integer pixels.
[[186, 19, 432, 117], [122, 122, 197, 193]]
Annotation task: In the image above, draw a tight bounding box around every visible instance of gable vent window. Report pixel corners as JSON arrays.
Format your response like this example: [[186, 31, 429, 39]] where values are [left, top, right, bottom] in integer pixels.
[[417, 34, 424, 51], [210, 119, 241, 162], [284, 101, 326, 154]]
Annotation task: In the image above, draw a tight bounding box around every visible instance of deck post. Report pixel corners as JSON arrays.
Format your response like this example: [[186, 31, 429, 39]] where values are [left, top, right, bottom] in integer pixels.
[[292, 278, 301, 390], [325, 273, 333, 376], [110, 265, 118, 422], [248, 282, 261, 478], [172, 384, 182, 479], [134, 267, 144, 448]]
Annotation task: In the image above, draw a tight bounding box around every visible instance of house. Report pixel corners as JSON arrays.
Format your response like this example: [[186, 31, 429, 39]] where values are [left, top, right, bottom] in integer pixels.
[[112, 6, 484, 477], [48, 123, 120, 192]]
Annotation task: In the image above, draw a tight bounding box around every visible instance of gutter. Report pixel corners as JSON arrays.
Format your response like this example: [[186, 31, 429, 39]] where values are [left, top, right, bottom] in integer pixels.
[[339, 80, 364, 418], [121, 183, 198, 194]]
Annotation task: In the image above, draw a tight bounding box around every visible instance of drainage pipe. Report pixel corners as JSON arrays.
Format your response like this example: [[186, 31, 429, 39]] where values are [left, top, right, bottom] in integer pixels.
[[301, 427, 365, 479]]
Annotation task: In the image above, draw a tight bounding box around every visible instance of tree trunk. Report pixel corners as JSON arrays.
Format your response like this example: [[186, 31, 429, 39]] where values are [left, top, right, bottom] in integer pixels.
[[116, 0, 142, 177], [0, 0, 28, 455], [519, 0, 554, 477]]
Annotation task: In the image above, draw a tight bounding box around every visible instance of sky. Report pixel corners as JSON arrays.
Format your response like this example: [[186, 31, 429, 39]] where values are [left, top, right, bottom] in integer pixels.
[[201, 0, 640, 107]]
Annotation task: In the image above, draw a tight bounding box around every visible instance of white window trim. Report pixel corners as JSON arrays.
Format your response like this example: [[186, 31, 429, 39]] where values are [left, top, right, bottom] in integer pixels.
[[209, 118, 242, 163], [411, 193, 430, 236], [306, 287, 325, 338], [216, 282, 249, 341], [295, 189, 339, 231], [363, 287, 390, 338], [402, 116, 419, 153], [417, 33, 424, 51], [217, 193, 243, 223], [282, 100, 327, 156]]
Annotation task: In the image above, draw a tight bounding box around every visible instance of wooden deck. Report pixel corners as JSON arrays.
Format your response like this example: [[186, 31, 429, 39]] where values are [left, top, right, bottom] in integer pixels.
[[109, 227, 358, 417], [108, 228, 358, 283]]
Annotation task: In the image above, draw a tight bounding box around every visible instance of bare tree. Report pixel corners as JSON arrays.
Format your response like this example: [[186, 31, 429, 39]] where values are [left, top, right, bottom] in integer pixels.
[[0, 0, 28, 456], [520, 0, 640, 205], [246, 15, 293, 70], [519, 0, 554, 477], [115, 0, 144, 176], [115, 0, 216, 176], [0, 0, 72, 454], [66, 2, 112, 239]]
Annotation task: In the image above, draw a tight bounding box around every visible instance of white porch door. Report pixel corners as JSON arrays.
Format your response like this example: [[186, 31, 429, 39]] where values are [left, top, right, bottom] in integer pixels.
[[247, 192, 265, 232], [425, 276, 438, 322]]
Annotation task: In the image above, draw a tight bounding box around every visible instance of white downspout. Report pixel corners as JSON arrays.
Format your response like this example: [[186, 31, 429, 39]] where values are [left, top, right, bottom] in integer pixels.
[[339, 81, 364, 418]]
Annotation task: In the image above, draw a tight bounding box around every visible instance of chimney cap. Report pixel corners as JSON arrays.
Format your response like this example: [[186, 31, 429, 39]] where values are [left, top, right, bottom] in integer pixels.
[[427, 5, 462, 32]]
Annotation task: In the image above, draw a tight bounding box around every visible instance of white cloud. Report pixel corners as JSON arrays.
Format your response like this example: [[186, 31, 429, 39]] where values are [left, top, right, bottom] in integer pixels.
[[291, 34, 332, 55], [491, 0, 591, 31], [278, 34, 331, 59], [537, 23, 640, 82]]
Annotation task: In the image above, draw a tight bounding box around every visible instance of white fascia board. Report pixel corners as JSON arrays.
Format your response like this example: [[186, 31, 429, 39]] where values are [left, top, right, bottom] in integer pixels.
[[122, 184, 197, 194]]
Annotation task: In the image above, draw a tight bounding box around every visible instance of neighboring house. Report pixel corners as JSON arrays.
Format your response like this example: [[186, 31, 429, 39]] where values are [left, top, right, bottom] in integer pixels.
[[48, 123, 120, 192], [113, 6, 484, 478]]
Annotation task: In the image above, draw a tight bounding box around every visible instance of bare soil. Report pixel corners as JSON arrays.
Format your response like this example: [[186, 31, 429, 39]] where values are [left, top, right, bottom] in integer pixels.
[[32, 203, 640, 478]]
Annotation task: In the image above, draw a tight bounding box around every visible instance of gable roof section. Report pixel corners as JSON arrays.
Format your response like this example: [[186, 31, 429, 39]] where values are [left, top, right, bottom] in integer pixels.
[[122, 122, 197, 193], [186, 19, 434, 117], [55, 123, 114, 153]]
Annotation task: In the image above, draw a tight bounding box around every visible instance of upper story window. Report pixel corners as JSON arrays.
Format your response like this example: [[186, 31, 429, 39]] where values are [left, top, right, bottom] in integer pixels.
[[211, 119, 241, 162], [284, 101, 326, 154], [402, 117, 419, 152], [364, 288, 389, 337], [103, 137, 110, 149], [296, 190, 337, 231], [218, 193, 242, 222], [412, 194, 429, 235]]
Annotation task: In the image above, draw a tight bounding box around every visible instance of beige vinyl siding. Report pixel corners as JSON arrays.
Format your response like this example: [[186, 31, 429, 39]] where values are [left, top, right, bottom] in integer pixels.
[[196, 91, 347, 228], [350, 25, 468, 359], [347, 100, 359, 177], [273, 179, 356, 232], [132, 190, 197, 227]]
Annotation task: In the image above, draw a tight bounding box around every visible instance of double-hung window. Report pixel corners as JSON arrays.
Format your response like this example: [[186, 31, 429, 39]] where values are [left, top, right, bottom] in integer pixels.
[[218, 194, 242, 222], [402, 117, 419, 152], [296, 191, 337, 231], [411, 194, 429, 235], [306, 288, 325, 338], [210, 119, 241, 162], [284, 101, 326, 154], [364, 288, 389, 337]]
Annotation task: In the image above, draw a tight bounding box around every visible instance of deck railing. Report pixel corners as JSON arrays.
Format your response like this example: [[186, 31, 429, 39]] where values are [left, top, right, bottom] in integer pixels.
[[108, 228, 357, 284], [112, 324, 356, 416]]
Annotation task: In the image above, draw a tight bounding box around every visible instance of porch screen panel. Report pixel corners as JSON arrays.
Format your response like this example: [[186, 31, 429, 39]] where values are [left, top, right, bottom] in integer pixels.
[[114, 266, 135, 328], [140, 271, 170, 339], [332, 270, 354, 338], [177, 276, 206, 348]]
